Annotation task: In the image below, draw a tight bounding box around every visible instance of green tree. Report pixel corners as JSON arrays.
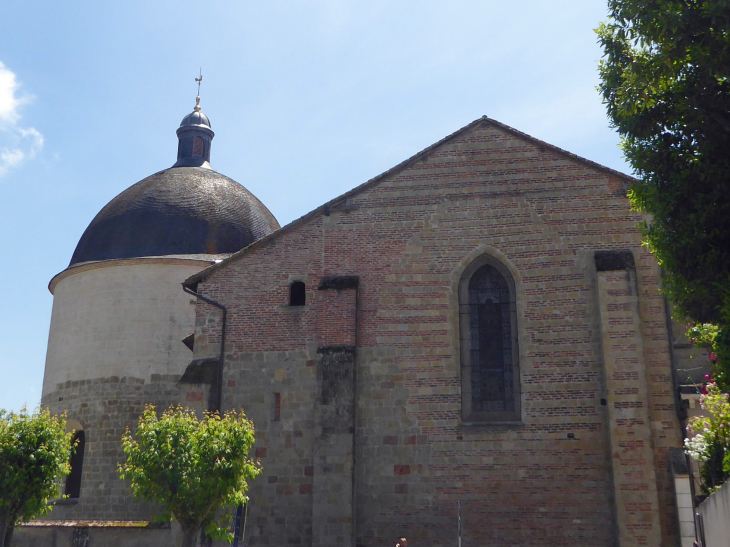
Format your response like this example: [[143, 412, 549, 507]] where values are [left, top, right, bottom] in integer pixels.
[[597, 1, 730, 387], [0, 408, 72, 547], [119, 405, 261, 547]]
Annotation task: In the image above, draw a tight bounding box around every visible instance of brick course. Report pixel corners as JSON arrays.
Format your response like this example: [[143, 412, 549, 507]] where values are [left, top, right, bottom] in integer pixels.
[[188, 119, 683, 546]]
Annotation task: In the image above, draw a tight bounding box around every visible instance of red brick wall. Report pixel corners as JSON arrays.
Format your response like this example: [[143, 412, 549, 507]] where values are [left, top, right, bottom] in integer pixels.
[[193, 120, 682, 546]]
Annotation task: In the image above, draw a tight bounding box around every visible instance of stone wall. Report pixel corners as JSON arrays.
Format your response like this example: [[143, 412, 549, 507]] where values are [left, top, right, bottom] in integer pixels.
[[191, 119, 684, 546], [697, 480, 730, 547], [13, 522, 174, 547], [595, 255, 664, 546], [44, 259, 208, 395], [41, 375, 209, 522], [41, 258, 213, 525]]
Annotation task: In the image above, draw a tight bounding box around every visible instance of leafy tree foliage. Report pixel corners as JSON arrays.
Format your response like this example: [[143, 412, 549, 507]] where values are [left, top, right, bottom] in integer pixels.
[[119, 405, 261, 547], [0, 408, 72, 547], [597, 1, 730, 387]]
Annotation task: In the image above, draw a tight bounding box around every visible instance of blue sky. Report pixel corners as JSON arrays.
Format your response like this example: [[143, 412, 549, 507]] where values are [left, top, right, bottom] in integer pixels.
[[0, 1, 629, 412]]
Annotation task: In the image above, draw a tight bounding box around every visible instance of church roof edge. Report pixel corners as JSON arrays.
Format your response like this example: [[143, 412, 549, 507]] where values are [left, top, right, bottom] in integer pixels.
[[183, 115, 636, 287]]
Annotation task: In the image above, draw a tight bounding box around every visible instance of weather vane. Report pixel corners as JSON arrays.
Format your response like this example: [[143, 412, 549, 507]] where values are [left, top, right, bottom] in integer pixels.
[[195, 69, 203, 96], [194, 69, 203, 111]]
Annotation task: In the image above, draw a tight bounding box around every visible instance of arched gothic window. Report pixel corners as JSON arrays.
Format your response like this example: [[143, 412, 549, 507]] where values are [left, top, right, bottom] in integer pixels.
[[459, 256, 520, 422]]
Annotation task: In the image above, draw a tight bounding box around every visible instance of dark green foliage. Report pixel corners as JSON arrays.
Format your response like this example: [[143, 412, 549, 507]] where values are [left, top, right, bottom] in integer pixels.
[[597, 0, 730, 387]]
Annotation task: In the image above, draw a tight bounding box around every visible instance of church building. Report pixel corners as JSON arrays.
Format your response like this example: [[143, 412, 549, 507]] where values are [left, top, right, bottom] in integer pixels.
[[25, 95, 694, 546]]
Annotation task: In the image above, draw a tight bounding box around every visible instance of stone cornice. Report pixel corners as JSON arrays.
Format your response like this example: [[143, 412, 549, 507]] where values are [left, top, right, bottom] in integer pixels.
[[49, 256, 215, 294]]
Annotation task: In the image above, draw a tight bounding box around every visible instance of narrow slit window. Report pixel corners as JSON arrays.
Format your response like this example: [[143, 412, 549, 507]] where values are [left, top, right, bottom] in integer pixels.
[[289, 281, 306, 306], [193, 136, 205, 157], [65, 431, 85, 498], [274, 392, 281, 421]]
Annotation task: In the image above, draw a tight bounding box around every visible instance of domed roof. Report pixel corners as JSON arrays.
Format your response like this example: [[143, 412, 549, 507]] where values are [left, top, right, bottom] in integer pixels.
[[69, 167, 280, 266], [69, 96, 279, 266], [180, 110, 210, 128]]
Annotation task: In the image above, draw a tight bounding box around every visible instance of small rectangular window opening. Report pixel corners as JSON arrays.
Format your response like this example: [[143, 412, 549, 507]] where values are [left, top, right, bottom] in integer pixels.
[[274, 393, 281, 421], [193, 137, 205, 157], [289, 281, 306, 306]]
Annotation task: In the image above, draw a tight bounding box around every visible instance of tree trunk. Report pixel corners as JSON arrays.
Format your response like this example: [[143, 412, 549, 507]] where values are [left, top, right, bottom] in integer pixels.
[[180, 525, 200, 547], [0, 508, 12, 547], [3, 524, 13, 547], [0, 520, 9, 547]]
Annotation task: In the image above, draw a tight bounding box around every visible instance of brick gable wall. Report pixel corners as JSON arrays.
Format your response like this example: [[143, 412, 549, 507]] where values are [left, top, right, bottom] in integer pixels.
[[193, 120, 682, 546]]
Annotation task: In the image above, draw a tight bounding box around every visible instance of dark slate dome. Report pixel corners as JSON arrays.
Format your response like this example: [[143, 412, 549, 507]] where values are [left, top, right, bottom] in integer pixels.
[[180, 110, 210, 128], [69, 98, 280, 266], [69, 167, 280, 265]]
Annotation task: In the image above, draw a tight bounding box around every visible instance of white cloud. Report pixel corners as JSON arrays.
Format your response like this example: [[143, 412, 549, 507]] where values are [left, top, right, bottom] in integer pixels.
[[0, 61, 43, 179]]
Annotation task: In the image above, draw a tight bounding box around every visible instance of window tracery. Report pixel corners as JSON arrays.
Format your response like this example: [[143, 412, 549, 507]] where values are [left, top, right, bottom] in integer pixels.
[[468, 265, 514, 412], [459, 255, 520, 421]]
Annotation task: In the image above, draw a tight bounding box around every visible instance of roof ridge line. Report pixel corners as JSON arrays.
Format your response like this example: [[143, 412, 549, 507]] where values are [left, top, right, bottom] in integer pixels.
[[183, 116, 634, 286], [183, 116, 488, 285], [484, 117, 634, 184]]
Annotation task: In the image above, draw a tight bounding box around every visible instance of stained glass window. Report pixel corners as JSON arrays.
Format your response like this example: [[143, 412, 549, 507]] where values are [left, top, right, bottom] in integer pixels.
[[468, 265, 514, 412]]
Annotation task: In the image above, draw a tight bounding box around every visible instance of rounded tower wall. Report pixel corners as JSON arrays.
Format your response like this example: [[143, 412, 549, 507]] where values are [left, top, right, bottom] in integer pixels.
[[43, 259, 208, 397], [36, 94, 279, 525]]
